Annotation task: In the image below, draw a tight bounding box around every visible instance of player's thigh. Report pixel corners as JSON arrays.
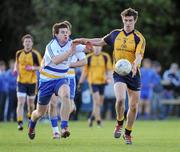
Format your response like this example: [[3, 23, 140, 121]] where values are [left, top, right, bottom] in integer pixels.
[[58, 84, 70, 98], [114, 82, 127, 101], [27, 96, 35, 105], [17, 83, 27, 104], [17, 95, 26, 105], [99, 95, 104, 105], [50, 94, 59, 105], [92, 91, 100, 104], [36, 103, 49, 115]]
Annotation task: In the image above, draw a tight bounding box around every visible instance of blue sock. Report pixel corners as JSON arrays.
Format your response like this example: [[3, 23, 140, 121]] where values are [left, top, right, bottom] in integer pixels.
[[144, 113, 149, 120], [50, 116, 58, 127], [29, 120, 37, 129], [61, 121, 68, 129]]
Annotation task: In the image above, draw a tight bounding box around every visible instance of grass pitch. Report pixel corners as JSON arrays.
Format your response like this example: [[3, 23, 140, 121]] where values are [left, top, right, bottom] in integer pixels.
[[0, 120, 179, 152]]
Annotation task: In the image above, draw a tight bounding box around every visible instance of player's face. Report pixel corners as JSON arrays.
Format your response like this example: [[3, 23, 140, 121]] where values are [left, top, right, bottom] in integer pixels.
[[170, 64, 178, 73], [56, 28, 69, 44], [23, 38, 33, 51], [122, 16, 136, 32], [143, 60, 151, 68], [93, 46, 102, 55]]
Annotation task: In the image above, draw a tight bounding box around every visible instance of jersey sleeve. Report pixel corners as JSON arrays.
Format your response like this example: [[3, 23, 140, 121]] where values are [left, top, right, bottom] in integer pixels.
[[103, 32, 113, 46], [106, 54, 113, 71], [75, 44, 86, 52], [15, 50, 21, 64], [103, 30, 120, 47], [36, 51, 42, 66], [43, 47, 53, 66], [33, 50, 42, 66], [135, 34, 146, 56], [83, 62, 88, 75], [46, 44, 56, 60], [75, 51, 86, 60]]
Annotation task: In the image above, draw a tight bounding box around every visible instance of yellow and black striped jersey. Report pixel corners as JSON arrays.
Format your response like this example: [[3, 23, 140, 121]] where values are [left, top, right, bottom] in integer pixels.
[[103, 29, 145, 67], [84, 52, 112, 84], [15, 49, 42, 84]]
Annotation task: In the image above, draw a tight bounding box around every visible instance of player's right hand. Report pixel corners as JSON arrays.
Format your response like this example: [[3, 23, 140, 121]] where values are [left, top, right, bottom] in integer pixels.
[[77, 83, 82, 92], [68, 42, 77, 56], [12, 70, 18, 76], [25, 65, 34, 71]]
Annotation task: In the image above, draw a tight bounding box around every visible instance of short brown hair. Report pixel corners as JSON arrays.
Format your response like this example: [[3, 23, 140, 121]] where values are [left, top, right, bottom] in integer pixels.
[[21, 34, 33, 43], [121, 8, 138, 20], [63, 20, 72, 30], [52, 22, 68, 36]]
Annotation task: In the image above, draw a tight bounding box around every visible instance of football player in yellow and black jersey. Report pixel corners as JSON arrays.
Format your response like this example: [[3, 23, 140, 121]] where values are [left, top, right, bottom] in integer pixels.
[[78, 46, 112, 127], [14, 34, 42, 131], [74, 8, 146, 144]]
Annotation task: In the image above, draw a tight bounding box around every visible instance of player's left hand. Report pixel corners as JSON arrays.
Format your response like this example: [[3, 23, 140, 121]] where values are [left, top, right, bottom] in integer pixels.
[[12, 70, 18, 76], [132, 62, 138, 77], [106, 76, 112, 84], [25, 65, 34, 71]]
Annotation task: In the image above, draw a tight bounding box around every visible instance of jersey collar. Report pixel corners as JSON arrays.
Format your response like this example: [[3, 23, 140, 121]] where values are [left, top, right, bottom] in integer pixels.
[[123, 29, 134, 36], [54, 36, 71, 48]]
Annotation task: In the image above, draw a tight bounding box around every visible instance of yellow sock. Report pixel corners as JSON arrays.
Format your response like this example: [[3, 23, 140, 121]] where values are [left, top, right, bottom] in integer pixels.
[[117, 116, 124, 121], [17, 116, 23, 122], [27, 113, 31, 119], [125, 125, 132, 131]]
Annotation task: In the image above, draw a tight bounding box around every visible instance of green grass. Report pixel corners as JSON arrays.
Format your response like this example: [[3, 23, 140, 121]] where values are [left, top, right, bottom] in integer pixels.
[[0, 120, 179, 152]]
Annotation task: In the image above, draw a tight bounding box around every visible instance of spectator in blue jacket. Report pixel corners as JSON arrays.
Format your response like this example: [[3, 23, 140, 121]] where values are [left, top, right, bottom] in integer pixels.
[[6, 59, 17, 121], [0, 60, 8, 121]]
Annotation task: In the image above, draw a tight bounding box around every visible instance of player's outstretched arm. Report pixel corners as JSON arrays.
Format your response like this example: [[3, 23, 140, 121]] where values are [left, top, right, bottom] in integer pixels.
[[73, 38, 106, 46], [132, 53, 143, 77]]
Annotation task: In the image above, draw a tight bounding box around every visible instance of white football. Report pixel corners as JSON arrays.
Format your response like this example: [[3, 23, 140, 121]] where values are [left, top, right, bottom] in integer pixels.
[[115, 59, 132, 76]]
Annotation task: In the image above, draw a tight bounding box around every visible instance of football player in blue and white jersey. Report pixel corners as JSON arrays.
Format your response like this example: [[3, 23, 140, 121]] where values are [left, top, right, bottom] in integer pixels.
[[48, 21, 89, 139], [28, 22, 87, 140], [49, 51, 87, 139]]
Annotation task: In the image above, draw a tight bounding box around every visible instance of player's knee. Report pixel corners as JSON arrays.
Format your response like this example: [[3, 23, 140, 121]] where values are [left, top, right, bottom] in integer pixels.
[[116, 98, 125, 107], [95, 102, 101, 107], [36, 109, 46, 117], [50, 101, 56, 109], [129, 103, 138, 113], [29, 103, 34, 108], [61, 93, 70, 102], [18, 102, 25, 108]]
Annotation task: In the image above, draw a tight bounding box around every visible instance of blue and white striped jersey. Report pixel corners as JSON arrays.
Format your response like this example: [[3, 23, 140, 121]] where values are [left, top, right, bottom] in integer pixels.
[[40, 37, 85, 81]]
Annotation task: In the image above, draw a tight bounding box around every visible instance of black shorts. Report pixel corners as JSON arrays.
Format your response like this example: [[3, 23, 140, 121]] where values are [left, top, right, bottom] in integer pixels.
[[113, 71, 141, 91], [91, 84, 106, 95], [17, 82, 36, 96]]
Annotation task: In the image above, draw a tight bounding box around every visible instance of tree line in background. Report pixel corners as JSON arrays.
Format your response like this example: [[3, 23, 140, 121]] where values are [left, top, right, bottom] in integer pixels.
[[0, 0, 180, 69]]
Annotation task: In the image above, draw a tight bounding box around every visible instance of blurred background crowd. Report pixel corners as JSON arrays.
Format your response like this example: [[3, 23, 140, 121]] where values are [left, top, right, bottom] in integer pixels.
[[0, 58, 179, 122]]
